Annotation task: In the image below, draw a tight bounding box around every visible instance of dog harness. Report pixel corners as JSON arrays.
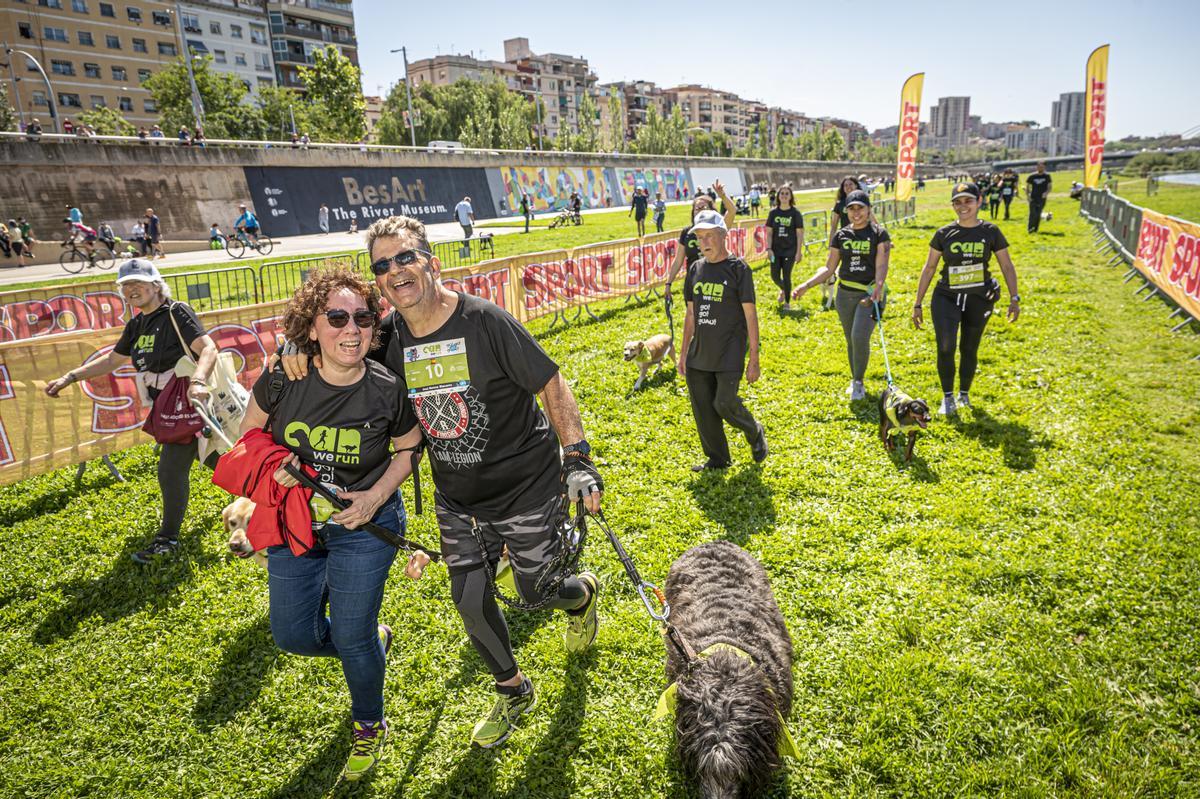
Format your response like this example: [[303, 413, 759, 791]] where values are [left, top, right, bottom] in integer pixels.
[[653, 642, 801, 759], [885, 389, 921, 434]]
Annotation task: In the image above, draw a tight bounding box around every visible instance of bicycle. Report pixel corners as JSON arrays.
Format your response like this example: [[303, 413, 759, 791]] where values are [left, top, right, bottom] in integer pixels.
[[225, 228, 275, 259], [547, 208, 583, 230], [59, 241, 116, 274]]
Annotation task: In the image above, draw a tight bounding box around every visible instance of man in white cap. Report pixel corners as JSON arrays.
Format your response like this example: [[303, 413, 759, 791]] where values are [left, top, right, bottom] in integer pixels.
[[677, 210, 767, 471]]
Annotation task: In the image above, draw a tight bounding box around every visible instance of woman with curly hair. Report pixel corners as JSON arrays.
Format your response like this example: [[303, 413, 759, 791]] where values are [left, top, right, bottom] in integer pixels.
[[238, 266, 422, 782]]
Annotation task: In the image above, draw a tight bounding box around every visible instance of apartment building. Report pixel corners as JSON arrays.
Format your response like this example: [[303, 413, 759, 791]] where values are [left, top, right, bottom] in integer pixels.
[[408, 53, 520, 92], [362, 92, 381, 140], [1051, 91, 1085, 155], [266, 0, 356, 91], [665, 84, 762, 149], [1005, 125, 1061, 156], [597, 79, 667, 142], [927, 96, 971, 151], [503, 37, 595, 142], [1, 0, 185, 128], [178, 0, 273, 97]]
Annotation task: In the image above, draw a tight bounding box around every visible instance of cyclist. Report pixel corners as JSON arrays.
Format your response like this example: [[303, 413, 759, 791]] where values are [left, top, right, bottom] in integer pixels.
[[63, 218, 98, 258], [234, 203, 261, 246]]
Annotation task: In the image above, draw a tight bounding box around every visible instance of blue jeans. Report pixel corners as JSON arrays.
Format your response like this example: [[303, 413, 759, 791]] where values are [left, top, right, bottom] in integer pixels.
[[267, 495, 405, 721]]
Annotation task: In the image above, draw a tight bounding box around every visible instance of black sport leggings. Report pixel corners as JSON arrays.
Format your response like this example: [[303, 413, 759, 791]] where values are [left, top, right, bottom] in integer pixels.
[[769, 248, 797, 299], [930, 290, 994, 395], [157, 440, 198, 541]]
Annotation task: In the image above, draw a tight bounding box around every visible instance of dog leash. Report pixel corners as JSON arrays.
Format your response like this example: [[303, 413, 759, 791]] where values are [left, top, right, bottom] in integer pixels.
[[282, 463, 442, 561], [873, 300, 897, 389], [664, 291, 675, 344]]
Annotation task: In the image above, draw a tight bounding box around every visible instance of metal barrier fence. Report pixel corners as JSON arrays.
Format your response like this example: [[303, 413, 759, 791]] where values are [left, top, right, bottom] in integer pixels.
[[432, 235, 498, 270], [163, 265, 259, 312], [258, 253, 362, 303], [803, 210, 828, 253]]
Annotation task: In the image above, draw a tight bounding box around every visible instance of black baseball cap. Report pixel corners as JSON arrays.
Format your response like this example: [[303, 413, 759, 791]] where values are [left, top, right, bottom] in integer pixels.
[[952, 182, 981, 201], [844, 189, 871, 208]]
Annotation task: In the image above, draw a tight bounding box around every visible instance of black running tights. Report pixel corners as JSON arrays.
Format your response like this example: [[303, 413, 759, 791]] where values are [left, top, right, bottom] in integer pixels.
[[930, 290, 994, 395]]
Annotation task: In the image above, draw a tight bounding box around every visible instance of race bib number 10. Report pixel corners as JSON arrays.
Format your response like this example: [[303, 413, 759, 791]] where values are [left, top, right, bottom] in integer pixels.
[[404, 338, 471, 397]]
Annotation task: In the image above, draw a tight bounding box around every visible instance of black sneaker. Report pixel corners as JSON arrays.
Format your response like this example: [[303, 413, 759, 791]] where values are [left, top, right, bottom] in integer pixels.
[[750, 424, 769, 463], [131, 537, 179, 564], [691, 459, 730, 473]]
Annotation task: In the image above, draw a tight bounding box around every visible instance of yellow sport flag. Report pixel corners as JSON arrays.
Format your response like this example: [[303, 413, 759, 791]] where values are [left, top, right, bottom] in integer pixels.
[[1084, 45, 1110, 188], [896, 73, 924, 202]]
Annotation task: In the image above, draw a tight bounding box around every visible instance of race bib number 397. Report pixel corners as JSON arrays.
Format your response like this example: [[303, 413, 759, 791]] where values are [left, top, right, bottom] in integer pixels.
[[404, 338, 471, 397]]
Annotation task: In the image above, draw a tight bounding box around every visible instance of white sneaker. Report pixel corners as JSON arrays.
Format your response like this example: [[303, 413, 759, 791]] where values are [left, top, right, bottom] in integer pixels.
[[956, 391, 971, 408], [938, 396, 957, 416], [849, 381, 866, 401]]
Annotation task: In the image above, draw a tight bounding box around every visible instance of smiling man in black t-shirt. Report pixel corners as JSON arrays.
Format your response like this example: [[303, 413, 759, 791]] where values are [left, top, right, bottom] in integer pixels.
[[678, 210, 767, 471]]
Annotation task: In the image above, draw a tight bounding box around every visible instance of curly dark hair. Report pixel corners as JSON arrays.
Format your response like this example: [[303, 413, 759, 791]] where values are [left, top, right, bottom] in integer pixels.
[[281, 267, 383, 357], [691, 194, 715, 222]]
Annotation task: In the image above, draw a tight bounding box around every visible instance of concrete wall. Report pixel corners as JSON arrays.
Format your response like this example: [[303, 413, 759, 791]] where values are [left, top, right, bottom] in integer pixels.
[[0, 140, 947, 242]]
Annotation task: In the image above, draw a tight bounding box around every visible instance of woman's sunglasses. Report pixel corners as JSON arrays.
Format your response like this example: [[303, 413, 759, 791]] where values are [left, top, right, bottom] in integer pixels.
[[370, 248, 433, 276], [321, 308, 379, 329]]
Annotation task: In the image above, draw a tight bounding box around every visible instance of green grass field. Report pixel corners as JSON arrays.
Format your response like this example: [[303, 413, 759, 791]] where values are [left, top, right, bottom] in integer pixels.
[[1115, 176, 1200, 221], [2, 176, 1198, 798]]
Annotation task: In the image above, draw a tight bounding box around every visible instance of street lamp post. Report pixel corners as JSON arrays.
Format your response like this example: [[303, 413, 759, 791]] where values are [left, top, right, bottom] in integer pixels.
[[388, 46, 417, 148], [5, 46, 59, 133], [170, 4, 205, 127]]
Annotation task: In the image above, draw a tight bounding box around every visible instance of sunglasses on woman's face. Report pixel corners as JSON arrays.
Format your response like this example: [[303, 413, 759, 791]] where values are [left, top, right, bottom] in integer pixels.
[[370, 248, 432, 276], [321, 308, 378, 329]]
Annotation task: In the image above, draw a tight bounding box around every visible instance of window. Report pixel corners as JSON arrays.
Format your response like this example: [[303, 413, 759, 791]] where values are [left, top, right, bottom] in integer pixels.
[[182, 13, 200, 32], [32, 91, 48, 107], [257, 76, 274, 88], [39, 0, 64, 8], [132, 38, 147, 53], [59, 93, 83, 108], [210, 21, 221, 35], [51, 60, 76, 76], [44, 27, 68, 42], [234, 52, 246, 66], [78, 31, 94, 45], [152, 11, 170, 25], [83, 62, 101, 78], [90, 95, 107, 109], [256, 52, 270, 70], [111, 66, 126, 81], [213, 49, 226, 64], [143, 99, 158, 112], [138, 68, 151, 82], [158, 42, 176, 56], [250, 26, 267, 45], [127, 7, 141, 21], [99, 2, 113, 16], [106, 34, 121, 48], [18, 22, 33, 39], [230, 24, 243, 39], [119, 96, 133, 111], [72, 0, 88, 11]]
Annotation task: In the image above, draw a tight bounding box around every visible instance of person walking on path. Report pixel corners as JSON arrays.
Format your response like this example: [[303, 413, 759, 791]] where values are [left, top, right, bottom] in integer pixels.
[[792, 190, 890, 400], [764, 185, 805, 309], [1026, 162, 1052, 234], [1000, 169, 1019, 220], [455, 196, 475, 239], [678, 210, 767, 472], [319, 204, 330, 234], [652, 191, 667, 233], [520, 192, 532, 234], [145, 208, 165, 259], [911, 182, 1021, 416], [45, 259, 218, 562], [630, 187, 649, 237]]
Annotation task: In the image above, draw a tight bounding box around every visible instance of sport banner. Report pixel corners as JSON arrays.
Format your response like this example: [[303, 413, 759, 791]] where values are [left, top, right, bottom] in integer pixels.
[[895, 73, 924, 203], [1133, 208, 1200, 321], [0, 280, 130, 343], [0, 301, 285, 486], [1084, 45, 1110, 189]]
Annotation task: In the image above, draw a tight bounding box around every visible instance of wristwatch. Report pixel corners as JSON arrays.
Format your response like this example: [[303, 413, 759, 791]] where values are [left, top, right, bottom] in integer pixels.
[[1011, 295, 1021, 303], [562, 440, 591, 458]]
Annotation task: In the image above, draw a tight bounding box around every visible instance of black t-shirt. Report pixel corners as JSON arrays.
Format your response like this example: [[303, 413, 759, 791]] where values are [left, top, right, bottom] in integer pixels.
[[632, 194, 649, 216], [678, 225, 702, 267], [930, 221, 1009, 296], [114, 301, 204, 374], [683, 256, 756, 373], [370, 294, 561, 517], [1001, 175, 1018, 197], [253, 360, 412, 498], [1027, 173, 1052, 200], [831, 200, 851, 230], [520, 196, 529, 215], [832, 223, 890, 286], [766, 207, 804, 252]]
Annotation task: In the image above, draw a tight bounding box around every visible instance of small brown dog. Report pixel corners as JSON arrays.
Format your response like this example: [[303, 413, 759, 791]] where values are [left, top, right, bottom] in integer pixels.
[[623, 333, 675, 392], [223, 497, 267, 568], [878, 386, 931, 462]]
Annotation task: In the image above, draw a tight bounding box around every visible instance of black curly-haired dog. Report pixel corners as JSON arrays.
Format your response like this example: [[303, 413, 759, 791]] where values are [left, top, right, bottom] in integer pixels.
[[663, 541, 794, 799]]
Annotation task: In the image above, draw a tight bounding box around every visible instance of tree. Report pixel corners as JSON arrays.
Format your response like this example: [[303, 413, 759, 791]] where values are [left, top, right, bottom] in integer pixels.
[[631, 105, 686, 156], [773, 127, 799, 161], [606, 87, 624, 152], [0, 83, 16, 133], [78, 106, 136, 136], [496, 97, 531, 150], [821, 129, 847, 161], [144, 55, 264, 139], [256, 85, 313, 141], [296, 45, 366, 142], [376, 77, 535, 149], [571, 92, 600, 153], [554, 117, 572, 152], [458, 82, 494, 149]]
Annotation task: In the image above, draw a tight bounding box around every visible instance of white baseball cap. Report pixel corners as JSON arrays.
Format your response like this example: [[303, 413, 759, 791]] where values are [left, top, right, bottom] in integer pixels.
[[116, 258, 162, 284], [691, 210, 727, 231]]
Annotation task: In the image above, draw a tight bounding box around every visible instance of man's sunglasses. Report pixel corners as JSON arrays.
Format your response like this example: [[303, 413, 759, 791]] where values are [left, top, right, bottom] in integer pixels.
[[370, 248, 433, 276], [321, 308, 379, 329]]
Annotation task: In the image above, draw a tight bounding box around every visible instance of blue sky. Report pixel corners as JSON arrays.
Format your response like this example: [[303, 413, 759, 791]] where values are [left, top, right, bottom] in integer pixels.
[[355, 0, 1199, 139]]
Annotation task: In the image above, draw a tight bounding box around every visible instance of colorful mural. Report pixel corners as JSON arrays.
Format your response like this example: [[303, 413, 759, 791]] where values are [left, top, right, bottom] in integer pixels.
[[612, 168, 694, 204], [499, 166, 610, 214]]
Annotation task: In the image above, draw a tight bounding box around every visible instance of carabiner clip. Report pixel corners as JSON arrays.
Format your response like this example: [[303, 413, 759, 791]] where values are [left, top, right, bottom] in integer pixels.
[[635, 580, 670, 623]]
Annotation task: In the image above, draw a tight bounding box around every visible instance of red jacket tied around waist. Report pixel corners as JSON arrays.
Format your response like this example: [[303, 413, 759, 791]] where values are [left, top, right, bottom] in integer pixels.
[[213, 428, 318, 556]]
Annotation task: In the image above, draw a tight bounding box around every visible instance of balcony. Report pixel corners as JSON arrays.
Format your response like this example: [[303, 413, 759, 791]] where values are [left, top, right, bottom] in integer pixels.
[[283, 23, 355, 45], [283, 0, 354, 18], [276, 49, 314, 65]]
